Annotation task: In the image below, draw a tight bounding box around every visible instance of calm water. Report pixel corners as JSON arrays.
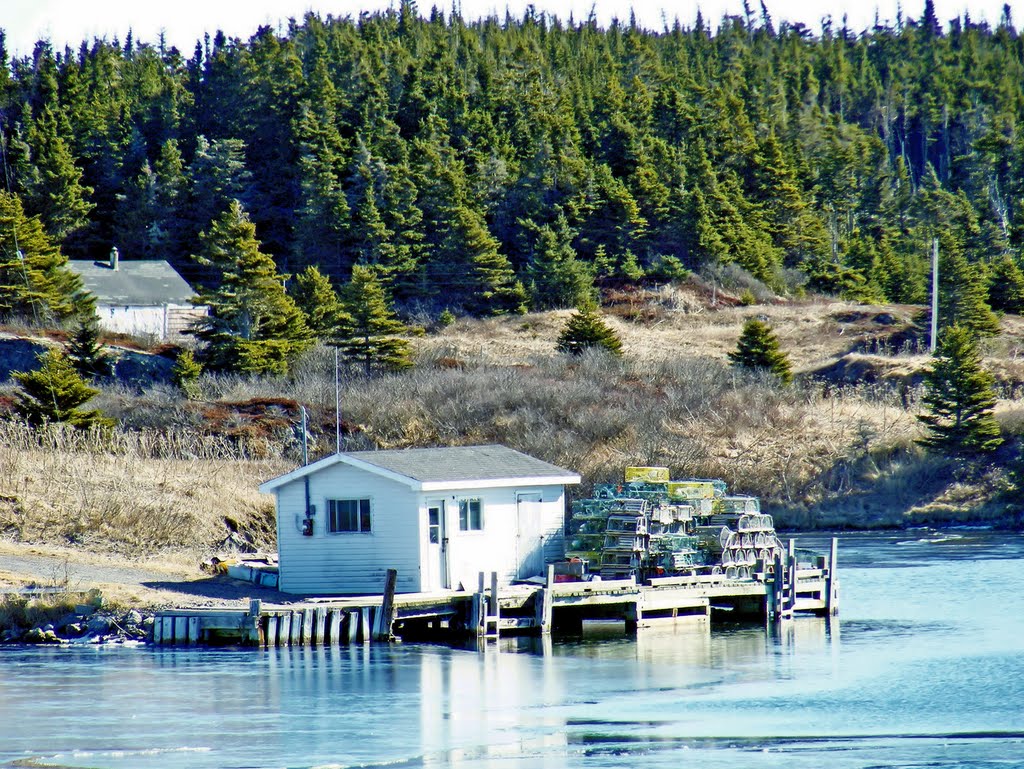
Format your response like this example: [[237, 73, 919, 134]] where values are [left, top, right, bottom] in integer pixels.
[[2, 530, 1023, 769]]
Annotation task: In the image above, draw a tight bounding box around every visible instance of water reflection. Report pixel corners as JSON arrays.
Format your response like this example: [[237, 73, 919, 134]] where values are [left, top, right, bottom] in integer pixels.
[[2, 530, 1024, 769]]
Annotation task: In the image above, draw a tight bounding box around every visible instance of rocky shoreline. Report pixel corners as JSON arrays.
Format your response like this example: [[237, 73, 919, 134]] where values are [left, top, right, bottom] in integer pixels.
[[0, 600, 155, 645]]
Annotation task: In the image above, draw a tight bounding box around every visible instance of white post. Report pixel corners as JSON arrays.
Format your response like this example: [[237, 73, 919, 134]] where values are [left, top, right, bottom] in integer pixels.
[[930, 238, 939, 352]]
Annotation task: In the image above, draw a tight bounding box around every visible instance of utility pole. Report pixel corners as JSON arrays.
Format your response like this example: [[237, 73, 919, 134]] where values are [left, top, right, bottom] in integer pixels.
[[930, 238, 939, 353]]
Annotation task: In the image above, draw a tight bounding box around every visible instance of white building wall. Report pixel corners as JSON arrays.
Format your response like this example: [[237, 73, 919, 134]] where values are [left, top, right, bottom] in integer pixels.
[[275, 463, 422, 595], [95, 303, 205, 340], [423, 485, 567, 590], [273, 462, 571, 595], [97, 305, 166, 338]]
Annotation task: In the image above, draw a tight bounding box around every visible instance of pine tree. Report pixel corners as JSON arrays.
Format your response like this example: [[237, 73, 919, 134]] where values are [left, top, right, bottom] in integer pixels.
[[171, 349, 203, 399], [728, 318, 793, 384], [333, 264, 413, 374], [10, 106, 94, 244], [12, 348, 112, 428], [526, 215, 594, 310], [917, 325, 1002, 454], [67, 313, 113, 380], [290, 265, 345, 338], [987, 253, 1024, 314], [556, 300, 624, 356], [0, 190, 88, 322], [190, 201, 313, 375], [938, 248, 1001, 337]]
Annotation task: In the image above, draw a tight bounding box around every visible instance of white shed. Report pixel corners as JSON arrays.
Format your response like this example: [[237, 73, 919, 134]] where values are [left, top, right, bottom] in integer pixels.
[[68, 250, 206, 340], [259, 445, 581, 595]]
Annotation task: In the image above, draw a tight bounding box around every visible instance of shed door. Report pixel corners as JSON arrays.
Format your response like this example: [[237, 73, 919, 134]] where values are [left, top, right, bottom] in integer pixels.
[[426, 500, 450, 590], [516, 492, 545, 579]]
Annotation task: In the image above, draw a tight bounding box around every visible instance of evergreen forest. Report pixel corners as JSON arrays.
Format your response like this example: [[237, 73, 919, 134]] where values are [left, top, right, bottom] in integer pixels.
[[3, 0, 1024, 320]]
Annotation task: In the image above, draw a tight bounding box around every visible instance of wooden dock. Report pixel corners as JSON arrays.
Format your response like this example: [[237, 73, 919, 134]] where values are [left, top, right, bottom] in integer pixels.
[[152, 539, 838, 647]]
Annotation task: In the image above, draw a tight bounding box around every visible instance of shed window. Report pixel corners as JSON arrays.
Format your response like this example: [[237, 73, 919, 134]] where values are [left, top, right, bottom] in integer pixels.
[[458, 498, 482, 531], [327, 498, 372, 533]]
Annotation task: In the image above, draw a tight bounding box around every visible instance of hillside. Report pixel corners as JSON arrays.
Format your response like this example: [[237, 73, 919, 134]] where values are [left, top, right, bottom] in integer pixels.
[[1, 285, 1022, 593]]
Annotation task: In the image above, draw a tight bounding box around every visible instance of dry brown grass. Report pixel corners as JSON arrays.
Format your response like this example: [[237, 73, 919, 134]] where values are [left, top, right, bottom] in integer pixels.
[[2, 288, 1022, 567], [0, 422, 287, 556]]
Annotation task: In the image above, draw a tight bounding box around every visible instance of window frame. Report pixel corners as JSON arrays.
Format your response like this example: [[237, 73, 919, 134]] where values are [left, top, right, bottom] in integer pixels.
[[326, 497, 372, 534], [458, 497, 483, 532]]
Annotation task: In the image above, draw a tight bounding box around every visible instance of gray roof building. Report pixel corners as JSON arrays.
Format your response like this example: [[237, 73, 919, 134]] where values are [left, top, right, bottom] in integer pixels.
[[261, 444, 581, 493], [68, 258, 196, 306]]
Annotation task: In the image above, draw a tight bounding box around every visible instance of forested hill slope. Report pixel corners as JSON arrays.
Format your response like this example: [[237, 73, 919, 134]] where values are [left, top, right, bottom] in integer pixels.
[[2, 1, 1024, 315]]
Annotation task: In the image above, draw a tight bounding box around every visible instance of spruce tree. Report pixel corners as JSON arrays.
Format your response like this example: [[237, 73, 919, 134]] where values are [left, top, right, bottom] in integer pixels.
[[171, 349, 203, 399], [333, 264, 413, 374], [290, 265, 345, 338], [12, 348, 112, 428], [0, 191, 87, 322], [728, 318, 793, 384], [938, 248, 1001, 338], [918, 325, 1003, 455], [190, 201, 313, 375], [67, 313, 113, 380], [987, 254, 1024, 315], [526, 215, 594, 310], [556, 300, 624, 356]]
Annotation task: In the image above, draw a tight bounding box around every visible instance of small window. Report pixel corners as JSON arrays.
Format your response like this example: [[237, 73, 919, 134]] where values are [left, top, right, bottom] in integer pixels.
[[428, 507, 440, 544], [458, 498, 482, 531], [327, 498, 371, 533]]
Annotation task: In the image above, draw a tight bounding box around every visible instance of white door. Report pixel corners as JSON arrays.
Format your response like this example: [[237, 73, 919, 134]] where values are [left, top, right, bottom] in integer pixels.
[[426, 500, 450, 590], [516, 492, 545, 579]]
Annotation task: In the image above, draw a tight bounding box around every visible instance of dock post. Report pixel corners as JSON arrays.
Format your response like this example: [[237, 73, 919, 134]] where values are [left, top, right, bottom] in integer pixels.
[[346, 610, 359, 644], [328, 609, 341, 645], [772, 552, 785, 621], [787, 540, 797, 614], [373, 569, 399, 642], [173, 616, 188, 645], [266, 614, 279, 647], [313, 608, 326, 645], [826, 537, 839, 615], [535, 565, 554, 635], [187, 616, 200, 645], [290, 610, 302, 646], [360, 606, 372, 643], [152, 616, 163, 645], [247, 599, 263, 646], [484, 571, 500, 638]]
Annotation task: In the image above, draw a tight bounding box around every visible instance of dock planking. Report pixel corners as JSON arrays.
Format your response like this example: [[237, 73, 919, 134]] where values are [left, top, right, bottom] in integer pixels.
[[152, 539, 838, 647]]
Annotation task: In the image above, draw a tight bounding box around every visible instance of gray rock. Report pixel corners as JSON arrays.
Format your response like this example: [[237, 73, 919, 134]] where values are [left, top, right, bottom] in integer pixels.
[[86, 616, 112, 635], [25, 627, 59, 644]]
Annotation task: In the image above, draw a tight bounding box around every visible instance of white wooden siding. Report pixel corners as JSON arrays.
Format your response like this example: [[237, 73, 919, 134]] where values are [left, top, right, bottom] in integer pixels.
[[275, 463, 421, 595], [274, 464, 569, 595]]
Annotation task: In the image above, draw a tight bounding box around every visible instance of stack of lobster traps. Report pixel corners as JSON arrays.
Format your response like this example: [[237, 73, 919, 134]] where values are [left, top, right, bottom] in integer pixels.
[[566, 467, 787, 582]]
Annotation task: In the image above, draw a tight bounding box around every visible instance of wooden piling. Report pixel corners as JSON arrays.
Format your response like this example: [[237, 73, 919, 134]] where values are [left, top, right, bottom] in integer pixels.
[[826, 537, 839, 615], [328, 609, 342, 645], [266, 614, 279, 647], [313, 607, 326, 645], [359, 606, 371, 643], [772, 552, 785, 621], [373, 569, 398, 642], [786, 540, 797, 614]]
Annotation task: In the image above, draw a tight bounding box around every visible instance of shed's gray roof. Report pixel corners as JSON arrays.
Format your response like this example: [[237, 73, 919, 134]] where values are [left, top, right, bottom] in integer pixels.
[[259, 444, 581, 493], [346, 444, 573, 483], [68, 260, 196, 306]]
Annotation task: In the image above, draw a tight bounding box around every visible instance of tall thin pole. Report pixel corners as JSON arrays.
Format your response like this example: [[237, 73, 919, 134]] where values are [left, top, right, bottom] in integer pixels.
[[335, 346, 341, 453], [300, 405, 308, 466], [930, 238, 939, 353]]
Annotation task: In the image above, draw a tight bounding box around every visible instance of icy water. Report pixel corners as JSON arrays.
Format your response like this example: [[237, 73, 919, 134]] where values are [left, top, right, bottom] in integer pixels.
[[2, 529, 1023, 769]]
